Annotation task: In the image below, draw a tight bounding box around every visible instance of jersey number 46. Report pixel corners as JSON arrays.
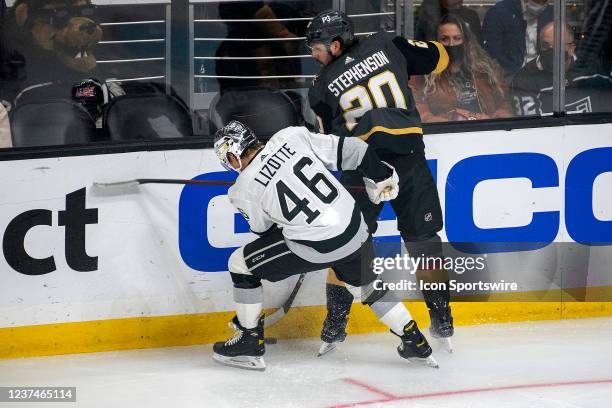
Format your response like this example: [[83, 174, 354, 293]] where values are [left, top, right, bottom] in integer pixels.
[[276, 156, 338, 224]]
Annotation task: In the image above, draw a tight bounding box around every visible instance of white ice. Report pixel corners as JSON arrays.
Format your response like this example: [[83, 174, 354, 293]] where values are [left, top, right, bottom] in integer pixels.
[[2, 317, 612, 408]]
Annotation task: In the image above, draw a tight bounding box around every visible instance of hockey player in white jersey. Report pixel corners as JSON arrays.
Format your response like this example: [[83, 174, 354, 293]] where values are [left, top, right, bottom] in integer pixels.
[[212, 120, 438, 371]]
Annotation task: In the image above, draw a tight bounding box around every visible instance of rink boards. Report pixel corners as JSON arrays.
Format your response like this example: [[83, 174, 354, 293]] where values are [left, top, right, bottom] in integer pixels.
[[1, 124, 612, 358]]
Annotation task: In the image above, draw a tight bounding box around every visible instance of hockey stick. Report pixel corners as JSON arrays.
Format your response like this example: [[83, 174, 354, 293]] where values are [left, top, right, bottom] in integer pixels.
[[264, 272, 306, 328], [93, 178, 236, 189], [230, 273, 305, 345], [92, 178, 366, 192]]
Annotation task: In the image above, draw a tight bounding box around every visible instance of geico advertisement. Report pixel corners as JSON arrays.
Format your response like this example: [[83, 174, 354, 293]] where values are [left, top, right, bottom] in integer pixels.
[[0, 125, 611, 326]]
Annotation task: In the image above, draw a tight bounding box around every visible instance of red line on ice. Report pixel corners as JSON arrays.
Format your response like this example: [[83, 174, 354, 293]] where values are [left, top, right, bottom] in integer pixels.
[[342, 378, 397, 399], [328, 378, 612, 408]]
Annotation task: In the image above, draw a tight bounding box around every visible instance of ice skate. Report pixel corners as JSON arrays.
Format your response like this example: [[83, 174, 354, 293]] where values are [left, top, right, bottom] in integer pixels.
[[213, 315, 266, 371], [317, 314, 347, 357], [395, 320, 439, 368], [317, 284, 352, 357], [317, 341, 337, 357]]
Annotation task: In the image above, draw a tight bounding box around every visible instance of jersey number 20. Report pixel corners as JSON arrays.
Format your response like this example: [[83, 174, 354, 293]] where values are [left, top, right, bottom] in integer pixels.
[[340, 70, 407, 132], [276, 156, 338, 224]]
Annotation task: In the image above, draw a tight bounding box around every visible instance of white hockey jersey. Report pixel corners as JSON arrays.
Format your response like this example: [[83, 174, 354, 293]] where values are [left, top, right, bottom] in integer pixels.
[[228, 126, 372, 263]]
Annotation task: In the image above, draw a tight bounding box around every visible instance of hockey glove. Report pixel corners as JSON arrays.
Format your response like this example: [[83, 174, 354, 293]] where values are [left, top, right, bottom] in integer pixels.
[[363, 162, 399, 204]]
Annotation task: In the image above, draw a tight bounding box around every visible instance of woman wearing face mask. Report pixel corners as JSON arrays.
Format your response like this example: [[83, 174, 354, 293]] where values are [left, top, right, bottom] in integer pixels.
[[410, 15, 513, 122]]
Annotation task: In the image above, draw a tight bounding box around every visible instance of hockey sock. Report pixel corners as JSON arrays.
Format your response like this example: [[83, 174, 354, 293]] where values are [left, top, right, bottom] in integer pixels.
[[420, 279, 451, 309], [405, 235, 450, 295], [369, 301, 413, 336], [234, 286, 263, 329], [326, 283, 354, 314]]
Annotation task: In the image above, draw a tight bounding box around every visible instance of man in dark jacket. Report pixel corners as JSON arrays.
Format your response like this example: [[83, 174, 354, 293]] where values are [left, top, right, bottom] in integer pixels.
[[482, 0, 552, 82]]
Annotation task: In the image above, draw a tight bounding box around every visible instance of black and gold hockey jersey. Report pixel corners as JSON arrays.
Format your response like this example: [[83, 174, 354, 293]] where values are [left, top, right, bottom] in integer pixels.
[[309, 31, 448, 155]]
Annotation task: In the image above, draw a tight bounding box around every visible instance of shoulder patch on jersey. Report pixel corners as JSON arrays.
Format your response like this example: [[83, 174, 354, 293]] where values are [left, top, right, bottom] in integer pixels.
[[344, 55, 355, 64], [311, 75, 320, 86]]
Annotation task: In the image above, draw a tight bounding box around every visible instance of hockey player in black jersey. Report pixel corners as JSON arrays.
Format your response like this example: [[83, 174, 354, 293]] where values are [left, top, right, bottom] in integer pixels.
[[306, 10, 454, 355], [212, 120, 439, 370]]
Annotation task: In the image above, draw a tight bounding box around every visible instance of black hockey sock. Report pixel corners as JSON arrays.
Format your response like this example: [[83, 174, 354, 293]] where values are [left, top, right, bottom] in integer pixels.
[[326, 283, 354, 316], [421, 281, 451, 310], [321, 283, 354, 343]]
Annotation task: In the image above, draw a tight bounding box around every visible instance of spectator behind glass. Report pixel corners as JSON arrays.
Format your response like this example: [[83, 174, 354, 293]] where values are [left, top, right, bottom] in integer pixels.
[[0, 102, 10, 148], [511, 21, 612, 116], [416, 0, 482, 42], [574, 0, 612, 77], [482, 0, 552, 82], [1, 0, 14, 147], [214, 1, 301, 92], [410, 15, 513, 122]]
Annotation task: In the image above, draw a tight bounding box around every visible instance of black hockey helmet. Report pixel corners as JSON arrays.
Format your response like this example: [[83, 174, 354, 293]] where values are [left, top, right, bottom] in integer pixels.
[[305, 10, 354, 50]]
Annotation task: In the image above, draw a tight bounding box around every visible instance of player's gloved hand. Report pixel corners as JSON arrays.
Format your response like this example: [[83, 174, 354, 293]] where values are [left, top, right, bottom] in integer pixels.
[[363, 162, 399, 204]]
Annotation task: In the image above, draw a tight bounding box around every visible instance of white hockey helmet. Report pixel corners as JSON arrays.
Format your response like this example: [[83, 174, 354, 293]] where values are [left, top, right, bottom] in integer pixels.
[[213, 120, 259, 172]]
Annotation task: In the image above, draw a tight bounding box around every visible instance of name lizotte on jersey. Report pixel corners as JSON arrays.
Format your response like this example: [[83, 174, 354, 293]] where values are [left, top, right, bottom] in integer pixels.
[[327, 50, 391, 96], [254, 142, 297, 187]]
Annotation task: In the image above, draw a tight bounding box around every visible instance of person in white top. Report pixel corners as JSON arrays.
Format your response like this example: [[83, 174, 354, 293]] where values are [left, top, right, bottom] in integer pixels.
[[211, 120, 439, 371]]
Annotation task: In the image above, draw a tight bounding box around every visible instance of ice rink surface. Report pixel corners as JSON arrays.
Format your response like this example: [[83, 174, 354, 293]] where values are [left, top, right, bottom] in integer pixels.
[[2, 317, 612, 408]]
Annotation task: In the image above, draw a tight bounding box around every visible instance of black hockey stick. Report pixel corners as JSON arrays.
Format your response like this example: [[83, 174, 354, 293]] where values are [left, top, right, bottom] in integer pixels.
[[93, 178, 366, 192], [93, 178, 237, 189], [230, 273, 305, 345], [264, 273, 306, 328]]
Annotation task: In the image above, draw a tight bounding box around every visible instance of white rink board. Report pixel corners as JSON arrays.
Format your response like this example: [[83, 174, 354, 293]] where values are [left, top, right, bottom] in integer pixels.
[[1, 124, 611, 328]]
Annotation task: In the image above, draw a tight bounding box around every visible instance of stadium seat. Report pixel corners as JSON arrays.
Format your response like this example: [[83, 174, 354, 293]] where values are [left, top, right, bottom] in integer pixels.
[[208, 87, 302, 140], [103, 93, 193, 141], [10, 100, 97, 147]]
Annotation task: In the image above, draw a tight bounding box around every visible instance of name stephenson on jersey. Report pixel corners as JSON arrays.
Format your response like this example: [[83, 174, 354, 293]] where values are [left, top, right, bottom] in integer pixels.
[[228, 126, 369, 263], [326, 51, 391, 96]]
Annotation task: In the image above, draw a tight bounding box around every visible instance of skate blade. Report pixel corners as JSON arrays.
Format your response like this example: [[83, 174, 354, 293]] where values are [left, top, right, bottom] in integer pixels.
[[407, 355, 439, 369], [429, 328, 454, 354], [212, 353, 266, 371], [438, 337, 453, 354], [317, 342, 337, 357]]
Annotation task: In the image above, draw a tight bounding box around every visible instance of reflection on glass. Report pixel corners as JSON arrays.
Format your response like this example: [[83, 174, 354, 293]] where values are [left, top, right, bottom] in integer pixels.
[[0, 0, 610, 150], [571, 0, 612, 114], [194, 1, 326, 97]]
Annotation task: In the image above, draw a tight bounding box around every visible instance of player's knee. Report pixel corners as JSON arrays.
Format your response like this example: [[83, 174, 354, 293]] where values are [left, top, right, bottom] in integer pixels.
[[229, 247, 249, 274], [228, 248, 261, 289]]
